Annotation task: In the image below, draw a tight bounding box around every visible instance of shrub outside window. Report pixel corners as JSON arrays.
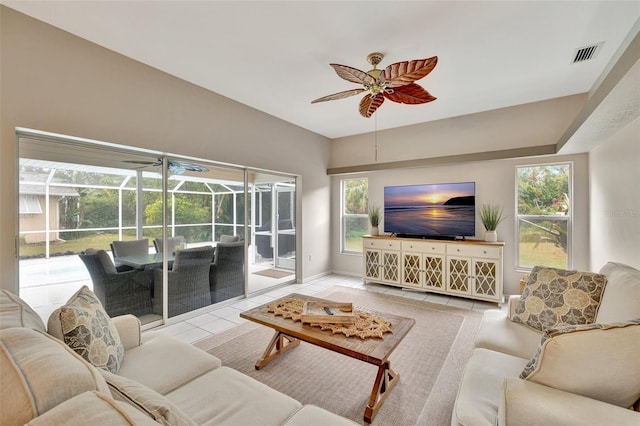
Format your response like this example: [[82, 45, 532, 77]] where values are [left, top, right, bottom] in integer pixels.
[[516, 163, 572, 270], [342, 178, 368, 253]]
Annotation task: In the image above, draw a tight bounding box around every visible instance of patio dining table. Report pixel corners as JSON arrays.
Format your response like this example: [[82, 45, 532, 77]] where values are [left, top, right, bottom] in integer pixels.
[[116, 253, 175, 269]]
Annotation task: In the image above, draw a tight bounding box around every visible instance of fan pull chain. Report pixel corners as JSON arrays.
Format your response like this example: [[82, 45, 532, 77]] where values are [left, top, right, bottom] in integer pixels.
[[374, 113, 378, 162]]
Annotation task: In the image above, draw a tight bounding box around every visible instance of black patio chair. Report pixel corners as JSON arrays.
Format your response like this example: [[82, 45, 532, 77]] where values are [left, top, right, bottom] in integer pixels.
[[79, 249, 153, 318], [153, 246, 215, 317], [210, 241, 245, 303], [153, 236, 186, 254], [110, 238, 150, 271]]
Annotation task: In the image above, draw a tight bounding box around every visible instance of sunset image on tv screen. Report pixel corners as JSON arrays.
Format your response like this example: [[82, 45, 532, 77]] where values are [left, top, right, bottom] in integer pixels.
[[384, 182, 475, 236]]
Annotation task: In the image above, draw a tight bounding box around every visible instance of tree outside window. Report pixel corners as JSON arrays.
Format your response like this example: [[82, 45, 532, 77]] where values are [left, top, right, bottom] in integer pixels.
[[516, 163, 571, 270], [342, 178, 368, 253]]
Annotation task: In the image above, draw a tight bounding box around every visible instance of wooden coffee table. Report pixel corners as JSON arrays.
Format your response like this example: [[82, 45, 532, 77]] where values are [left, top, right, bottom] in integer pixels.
[[240, 293, 415, 423]]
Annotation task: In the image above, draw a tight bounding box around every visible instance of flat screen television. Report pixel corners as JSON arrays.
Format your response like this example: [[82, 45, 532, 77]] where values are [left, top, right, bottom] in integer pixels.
[[384, 182, 475, 239]]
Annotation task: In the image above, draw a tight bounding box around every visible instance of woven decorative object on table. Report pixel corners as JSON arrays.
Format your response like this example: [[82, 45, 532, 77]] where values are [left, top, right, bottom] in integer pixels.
[[268, 298, 392, 339]]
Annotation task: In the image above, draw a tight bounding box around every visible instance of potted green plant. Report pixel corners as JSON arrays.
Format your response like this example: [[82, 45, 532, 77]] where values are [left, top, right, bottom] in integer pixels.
[[368, 205, 381, 236], [480, 203, 504, 242]]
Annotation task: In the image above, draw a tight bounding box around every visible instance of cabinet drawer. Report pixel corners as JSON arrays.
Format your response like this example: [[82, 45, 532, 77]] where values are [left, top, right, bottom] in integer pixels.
[[364, 239, 401, 250], [446, 244, 501, 259], [401, 241, 446, 254]]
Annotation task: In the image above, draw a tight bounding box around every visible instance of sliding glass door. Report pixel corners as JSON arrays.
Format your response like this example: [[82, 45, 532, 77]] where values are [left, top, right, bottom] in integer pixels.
[[17, 134, 166, 324], [17, 130, 294, 327], [247, 171, 297, 293]]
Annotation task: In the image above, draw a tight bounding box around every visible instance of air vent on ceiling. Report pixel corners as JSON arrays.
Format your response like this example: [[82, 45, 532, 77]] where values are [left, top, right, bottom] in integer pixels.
[[572, 42, 604, 63]]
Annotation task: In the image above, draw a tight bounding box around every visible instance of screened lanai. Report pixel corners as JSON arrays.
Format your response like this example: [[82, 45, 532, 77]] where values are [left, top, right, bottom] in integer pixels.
[[19, 158, 251, 254], [17, 130, 297, 327]]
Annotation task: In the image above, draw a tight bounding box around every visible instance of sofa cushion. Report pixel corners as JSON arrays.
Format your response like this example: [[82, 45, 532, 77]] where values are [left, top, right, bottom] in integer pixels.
[[117, 331, 221, 395], [473, 309, 542, 359], [283, 405, 359, 426], [97, 249, 118, 274], [0, 289, 46, 332], [1, 327, 110, 425], [512, 266, 607, 332], [451, 348, 529, 426], [100, 369, 196, 426], [111, 314, 143, 351], [166, 366, 303, 426], [596, 262, 640, 324], [26, 391, 159, 426], [111, 239, 149, 258], [498, 378, 640, 426], [520, 319, 640, 408], [47, 285, 124, 373], [83, 248, 118, 274]]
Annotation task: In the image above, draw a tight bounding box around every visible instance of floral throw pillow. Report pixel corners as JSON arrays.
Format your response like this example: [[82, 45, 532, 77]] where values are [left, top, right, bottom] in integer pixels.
[[512, 266, 607, 332], [56, 286, 124, 373]]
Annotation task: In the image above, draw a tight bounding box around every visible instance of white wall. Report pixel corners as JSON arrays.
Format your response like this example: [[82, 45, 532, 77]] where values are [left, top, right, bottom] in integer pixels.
[[329, 95, 585, 169], [0, 7, 331, 291], [589, 117, 640, 270], [331, 153, 590, 295]]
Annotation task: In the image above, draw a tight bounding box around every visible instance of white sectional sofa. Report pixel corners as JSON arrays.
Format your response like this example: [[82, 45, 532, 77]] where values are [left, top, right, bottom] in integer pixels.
[[451, 262, 640, 426], [0, 287, 357, 426]]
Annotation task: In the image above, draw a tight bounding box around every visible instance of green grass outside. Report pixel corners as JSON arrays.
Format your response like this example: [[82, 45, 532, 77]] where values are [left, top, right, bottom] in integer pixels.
[[19, 234, 150, 258], [519, 241, 567, 269], [344, 236, 364, 253]]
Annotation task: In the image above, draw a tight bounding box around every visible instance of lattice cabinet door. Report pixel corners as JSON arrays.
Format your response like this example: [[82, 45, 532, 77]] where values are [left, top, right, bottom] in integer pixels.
[[364, 237, 503, 304], [447, 256, 471, 295], [423, 255, 445, 291], [382, 251, 401, 284], [472, 259, 499, 298], [363, 249, 381, 281], [401, 252, 422, 287]]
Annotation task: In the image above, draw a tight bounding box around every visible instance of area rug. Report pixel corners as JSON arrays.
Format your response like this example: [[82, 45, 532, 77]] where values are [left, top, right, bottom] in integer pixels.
[[194, 286, 483, 426], [252, 268, 294, 279]]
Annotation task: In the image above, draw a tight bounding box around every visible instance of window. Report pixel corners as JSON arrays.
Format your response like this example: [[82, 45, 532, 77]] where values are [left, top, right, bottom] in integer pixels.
[[19, 195, 42, 214], [341, 178, 368, 253], [516, 163, 572, 270]]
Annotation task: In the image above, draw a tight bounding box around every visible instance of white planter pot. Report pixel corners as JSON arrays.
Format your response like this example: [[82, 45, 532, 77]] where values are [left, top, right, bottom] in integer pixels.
[[370, 226, 379, 236], [484, 230, 497, 242]]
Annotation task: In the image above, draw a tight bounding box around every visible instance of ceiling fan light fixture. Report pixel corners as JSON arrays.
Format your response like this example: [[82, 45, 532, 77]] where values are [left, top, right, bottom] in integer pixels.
[[312, 51, 438, 118], [367, 52, 384, 67], [365, 52, 385, 80]]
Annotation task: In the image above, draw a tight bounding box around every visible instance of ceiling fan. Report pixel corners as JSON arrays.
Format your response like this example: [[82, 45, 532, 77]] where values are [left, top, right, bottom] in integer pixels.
[[122, 158, 208, 174], [311, 52, 438, 118]]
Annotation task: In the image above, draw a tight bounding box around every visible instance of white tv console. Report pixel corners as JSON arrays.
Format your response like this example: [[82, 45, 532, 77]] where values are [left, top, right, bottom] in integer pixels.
[[362, 235, 504, 304]]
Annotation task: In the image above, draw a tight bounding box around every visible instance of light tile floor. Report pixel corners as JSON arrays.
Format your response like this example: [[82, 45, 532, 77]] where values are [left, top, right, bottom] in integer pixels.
[[154, 273, 505, 344]]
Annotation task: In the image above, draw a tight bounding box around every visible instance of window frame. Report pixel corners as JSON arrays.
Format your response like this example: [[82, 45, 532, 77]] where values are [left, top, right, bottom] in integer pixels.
[[340, 177, 368, 254], [515, 161, 573, 271]]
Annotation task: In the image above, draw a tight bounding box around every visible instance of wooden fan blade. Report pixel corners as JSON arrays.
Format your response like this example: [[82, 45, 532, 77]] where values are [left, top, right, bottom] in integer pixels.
[[382, 56, 438, 88], [330, 64, 377, 85], [384, 83, 436, 104], [359, 93, 385, 118], [311, 88, 367, 103]]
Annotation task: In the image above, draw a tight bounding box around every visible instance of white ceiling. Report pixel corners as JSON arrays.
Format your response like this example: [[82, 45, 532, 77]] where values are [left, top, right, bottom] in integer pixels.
[[3, 1, 639, 139]]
